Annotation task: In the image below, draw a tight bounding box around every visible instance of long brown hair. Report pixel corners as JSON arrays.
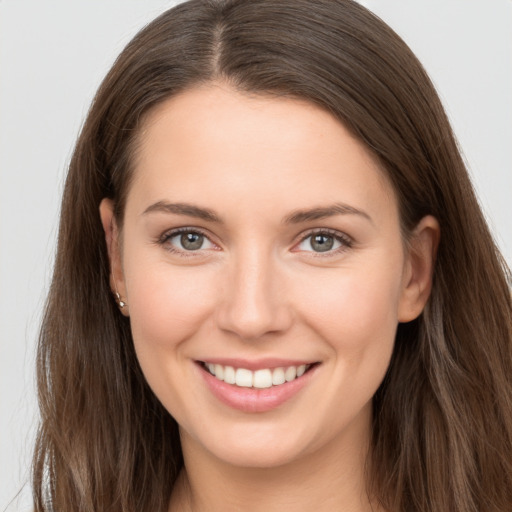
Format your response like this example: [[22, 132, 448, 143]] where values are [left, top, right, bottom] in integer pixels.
[[33, 1, 512, 510]]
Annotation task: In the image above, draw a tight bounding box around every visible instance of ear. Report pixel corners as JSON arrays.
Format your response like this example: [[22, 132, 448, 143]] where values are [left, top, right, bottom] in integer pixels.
[[398, 215, 440, 323], [99, 198, 129, 316]]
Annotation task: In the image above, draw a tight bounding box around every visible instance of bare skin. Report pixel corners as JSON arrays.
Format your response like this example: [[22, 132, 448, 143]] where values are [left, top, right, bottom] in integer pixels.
[[169, 411, 375, 512], [100, 82, 438, 512]]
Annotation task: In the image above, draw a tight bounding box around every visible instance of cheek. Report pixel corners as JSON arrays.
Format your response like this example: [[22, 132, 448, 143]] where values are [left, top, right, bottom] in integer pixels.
[[293, 256, 403, 410], [122, 256, 221, 420], [124, 256, 218, 351], [299, 265, 403, 345]]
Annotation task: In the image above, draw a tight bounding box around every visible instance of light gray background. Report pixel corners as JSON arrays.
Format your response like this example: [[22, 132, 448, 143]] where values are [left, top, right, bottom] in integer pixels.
[[1, 1, 510, 510]]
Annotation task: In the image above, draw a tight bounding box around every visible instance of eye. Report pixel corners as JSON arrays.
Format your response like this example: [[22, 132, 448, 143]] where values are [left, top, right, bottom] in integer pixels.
[[295, 230, 351, 254], [162, 229, 216, 252]]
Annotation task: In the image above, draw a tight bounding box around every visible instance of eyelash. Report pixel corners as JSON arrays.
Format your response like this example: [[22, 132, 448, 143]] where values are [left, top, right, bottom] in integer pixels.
[[156, 227, 353, 257], [295, 228, 353, 257], [157, 227, 216, 257]]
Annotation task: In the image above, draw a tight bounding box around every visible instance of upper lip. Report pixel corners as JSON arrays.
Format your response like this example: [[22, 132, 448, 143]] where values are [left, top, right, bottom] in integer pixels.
[[197, 358, 318, 371]]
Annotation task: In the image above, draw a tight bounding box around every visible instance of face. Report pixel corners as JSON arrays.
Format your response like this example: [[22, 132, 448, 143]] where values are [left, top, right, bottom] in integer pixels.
[[101, 83, 434, 469]]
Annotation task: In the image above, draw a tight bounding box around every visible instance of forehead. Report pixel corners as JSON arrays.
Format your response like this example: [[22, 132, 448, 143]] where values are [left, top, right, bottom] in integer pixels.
[[128, 83, 397, 221]]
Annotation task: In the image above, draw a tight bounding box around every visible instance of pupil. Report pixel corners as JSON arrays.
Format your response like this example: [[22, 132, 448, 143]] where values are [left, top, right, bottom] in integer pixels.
[[311, 234, 333, 252], [181, 232, 203, 250]]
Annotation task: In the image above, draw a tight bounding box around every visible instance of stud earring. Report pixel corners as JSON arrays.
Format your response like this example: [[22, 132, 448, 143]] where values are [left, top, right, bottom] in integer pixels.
[[112, 274, 127, 309], [109, 231, 127, 310], [115, 292, 127, 309]]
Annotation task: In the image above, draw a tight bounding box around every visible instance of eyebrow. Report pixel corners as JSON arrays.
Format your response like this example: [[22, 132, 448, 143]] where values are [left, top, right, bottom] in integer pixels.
[[142, 201, 222, 223], [142, 200, 372, 226], [283, 203, 373, 225]]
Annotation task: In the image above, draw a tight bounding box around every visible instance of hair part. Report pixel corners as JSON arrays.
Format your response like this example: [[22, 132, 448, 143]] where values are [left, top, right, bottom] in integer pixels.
[[33, 1, 512, 511]]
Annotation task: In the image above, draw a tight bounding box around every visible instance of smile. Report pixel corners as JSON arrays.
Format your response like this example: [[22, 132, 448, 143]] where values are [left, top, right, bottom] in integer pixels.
[[197, 360, 319, 413], [202, 362, 312, 389]]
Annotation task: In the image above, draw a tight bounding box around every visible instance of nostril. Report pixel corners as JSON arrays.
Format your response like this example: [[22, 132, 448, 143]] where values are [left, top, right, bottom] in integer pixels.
[[214, 261, 294, 339], [216, 306, 291, 340]]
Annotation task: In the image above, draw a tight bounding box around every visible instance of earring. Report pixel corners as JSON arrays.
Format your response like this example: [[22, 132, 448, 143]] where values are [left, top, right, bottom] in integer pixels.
[[108, 227, 127, 310], [115, 292, 127, 309]]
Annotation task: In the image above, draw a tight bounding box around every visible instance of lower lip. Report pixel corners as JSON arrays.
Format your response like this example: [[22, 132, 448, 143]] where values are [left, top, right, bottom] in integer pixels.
[[197, 363, 318, 413]]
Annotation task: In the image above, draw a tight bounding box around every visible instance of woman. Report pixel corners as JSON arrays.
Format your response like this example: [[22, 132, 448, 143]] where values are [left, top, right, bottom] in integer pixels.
[[32, 1, 512, 511]]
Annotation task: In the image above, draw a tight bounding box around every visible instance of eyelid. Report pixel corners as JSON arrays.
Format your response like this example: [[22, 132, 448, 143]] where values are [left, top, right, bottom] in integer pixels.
[[292, 228, 353, 255], [155, 226, 353, 257], [157, 226, 220, 255]]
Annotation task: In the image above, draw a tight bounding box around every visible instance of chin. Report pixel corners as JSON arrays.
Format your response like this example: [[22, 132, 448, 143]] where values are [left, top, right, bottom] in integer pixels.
[[185, 419, 322, 470], [211, 441, 306, 469]]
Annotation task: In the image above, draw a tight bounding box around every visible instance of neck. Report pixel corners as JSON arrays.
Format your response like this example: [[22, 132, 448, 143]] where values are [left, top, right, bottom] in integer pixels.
[[169, 413, 382, 512]]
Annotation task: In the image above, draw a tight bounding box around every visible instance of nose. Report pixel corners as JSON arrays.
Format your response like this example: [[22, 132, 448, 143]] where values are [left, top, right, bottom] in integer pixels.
[[215, 249, 292, 341]]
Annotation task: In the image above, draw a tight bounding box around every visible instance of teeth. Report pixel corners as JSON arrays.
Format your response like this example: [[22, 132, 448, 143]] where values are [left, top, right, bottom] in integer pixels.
[[272, 367, 285, 385], [224, 365, 236, 384], [214, 364, 224, 381], [253, 369, 272, 389], [235, 368, 253, 388], [205, 363, 311, 388], [285, 366, 297, 382]]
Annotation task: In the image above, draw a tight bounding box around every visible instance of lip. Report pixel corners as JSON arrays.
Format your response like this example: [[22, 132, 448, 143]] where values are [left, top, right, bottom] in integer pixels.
[[196, 360, 319, 413], [197, 357, 315, 371]]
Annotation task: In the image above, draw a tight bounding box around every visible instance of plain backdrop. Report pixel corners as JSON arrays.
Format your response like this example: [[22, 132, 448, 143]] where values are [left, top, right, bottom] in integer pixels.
[[1, 1, 510, 510]]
